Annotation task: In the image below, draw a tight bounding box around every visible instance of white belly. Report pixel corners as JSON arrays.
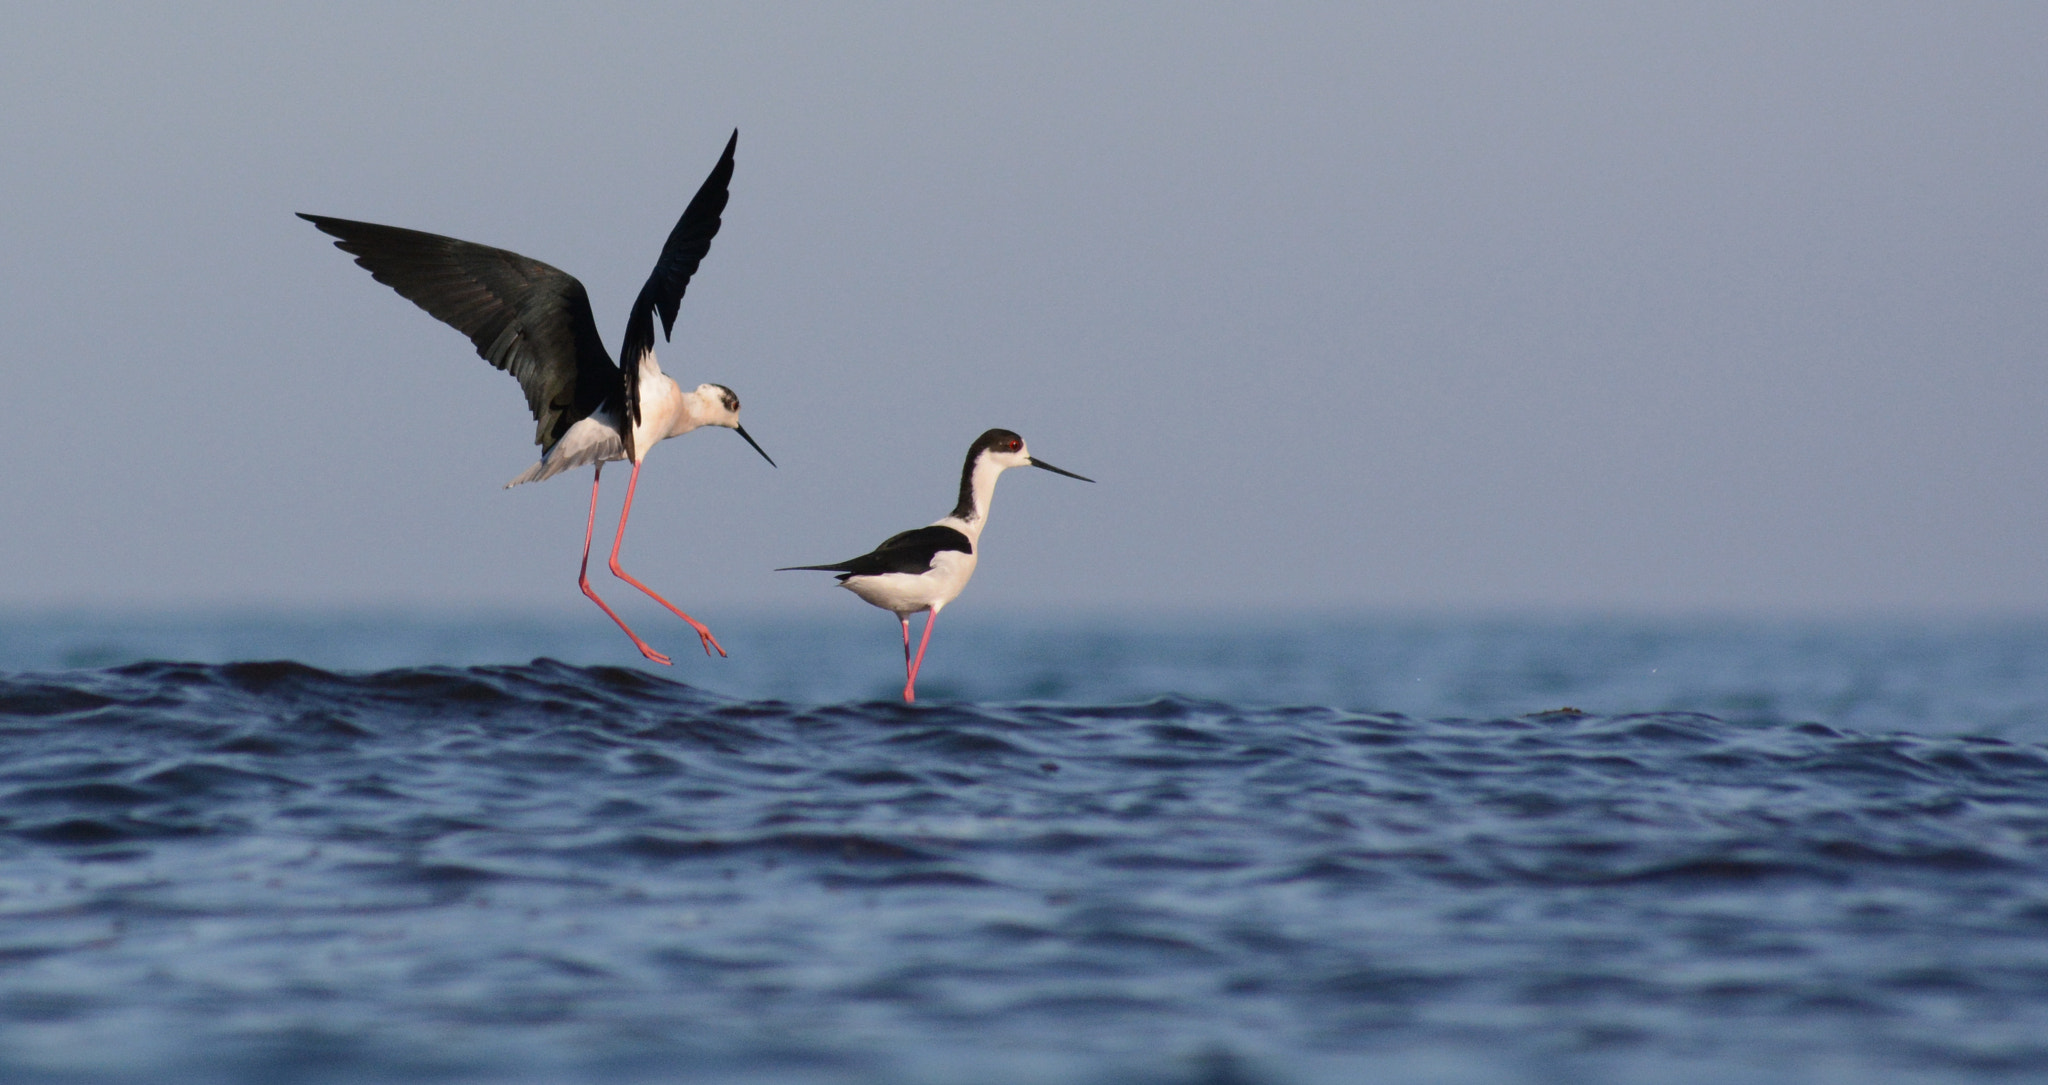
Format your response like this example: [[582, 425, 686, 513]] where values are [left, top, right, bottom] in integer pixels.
[[843, 550, 978, 615], [504, 372, 685, 487]]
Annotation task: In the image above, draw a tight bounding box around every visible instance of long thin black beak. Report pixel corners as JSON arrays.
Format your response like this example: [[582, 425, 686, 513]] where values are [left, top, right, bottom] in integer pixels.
[[735, 424, 776, 468], [1029, 457, 1093, 482]]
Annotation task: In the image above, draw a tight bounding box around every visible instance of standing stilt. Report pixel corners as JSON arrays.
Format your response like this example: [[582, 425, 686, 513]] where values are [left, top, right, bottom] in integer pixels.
[[904, 609, 939, 703], [776, 429, 1093, 700]]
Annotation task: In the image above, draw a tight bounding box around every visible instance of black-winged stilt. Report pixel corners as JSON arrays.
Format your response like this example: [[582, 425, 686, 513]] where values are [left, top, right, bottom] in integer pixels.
[[779, 429, 1092, 702], [299, 131, 770, 666]]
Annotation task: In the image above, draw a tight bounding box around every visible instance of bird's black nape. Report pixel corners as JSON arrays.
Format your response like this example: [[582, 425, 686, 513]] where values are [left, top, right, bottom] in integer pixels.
[[952, 429, 1024, 519]]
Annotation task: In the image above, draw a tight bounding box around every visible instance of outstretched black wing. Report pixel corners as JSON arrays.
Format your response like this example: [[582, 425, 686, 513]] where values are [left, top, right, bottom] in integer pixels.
[[778, 525, 974, 582], [300, 213, 618, 454], [619, 129, 738, 436]]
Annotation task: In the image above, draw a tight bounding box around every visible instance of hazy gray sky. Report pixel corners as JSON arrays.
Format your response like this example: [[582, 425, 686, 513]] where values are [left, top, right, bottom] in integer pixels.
[[4, 4, 2045, 615]]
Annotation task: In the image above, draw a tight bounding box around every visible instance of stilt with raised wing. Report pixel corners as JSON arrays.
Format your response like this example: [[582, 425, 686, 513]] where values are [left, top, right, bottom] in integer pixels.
[[301, 131, 772, 664]]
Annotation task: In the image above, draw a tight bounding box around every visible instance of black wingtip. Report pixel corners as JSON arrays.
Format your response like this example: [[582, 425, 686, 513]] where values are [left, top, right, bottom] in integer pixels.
[[297, 212, 349, 243]]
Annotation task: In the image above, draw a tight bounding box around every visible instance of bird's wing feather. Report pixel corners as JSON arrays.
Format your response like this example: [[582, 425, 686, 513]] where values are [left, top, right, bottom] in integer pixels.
[[299, 213, 617, 454], [777, 525, 974, 580], [618, 130, 738, 429]]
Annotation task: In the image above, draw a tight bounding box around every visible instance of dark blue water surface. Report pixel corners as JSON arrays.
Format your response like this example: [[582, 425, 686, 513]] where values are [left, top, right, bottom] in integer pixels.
[[3, 612, 2048, 1083]]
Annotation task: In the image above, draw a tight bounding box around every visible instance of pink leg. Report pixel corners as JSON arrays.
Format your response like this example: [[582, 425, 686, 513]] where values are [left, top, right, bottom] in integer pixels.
[[903, 609, 938, 703], [900, 615, 913, 675], [607, 459, 727, 658], [578, 465, 671, 666]]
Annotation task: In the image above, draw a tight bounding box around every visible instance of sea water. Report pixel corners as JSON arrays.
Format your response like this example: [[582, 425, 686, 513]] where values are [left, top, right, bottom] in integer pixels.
[[2, 610, 2046, 1083]]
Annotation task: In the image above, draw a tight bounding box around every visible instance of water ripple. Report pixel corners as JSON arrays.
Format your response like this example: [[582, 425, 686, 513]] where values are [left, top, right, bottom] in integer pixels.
[[1, 659, 2047, 1082]]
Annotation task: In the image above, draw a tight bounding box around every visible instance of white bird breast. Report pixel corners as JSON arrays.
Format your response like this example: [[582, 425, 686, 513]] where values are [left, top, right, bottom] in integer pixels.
[[843, 550, 979, 615]]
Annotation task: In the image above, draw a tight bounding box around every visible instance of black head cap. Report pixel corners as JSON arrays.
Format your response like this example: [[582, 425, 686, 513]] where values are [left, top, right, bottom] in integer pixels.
[[971, 428, 1025, 457], [953, 429, 1024, 518]]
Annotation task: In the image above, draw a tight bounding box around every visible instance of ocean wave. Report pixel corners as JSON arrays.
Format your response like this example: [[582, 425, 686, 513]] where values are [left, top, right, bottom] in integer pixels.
[[2, 659, 2047, 1082]]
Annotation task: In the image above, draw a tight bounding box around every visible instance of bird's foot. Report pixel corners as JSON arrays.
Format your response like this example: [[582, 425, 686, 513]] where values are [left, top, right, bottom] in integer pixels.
[[581, 578, 672, 666], [686, 620, 727, 658], [609, 565, 726, 658]]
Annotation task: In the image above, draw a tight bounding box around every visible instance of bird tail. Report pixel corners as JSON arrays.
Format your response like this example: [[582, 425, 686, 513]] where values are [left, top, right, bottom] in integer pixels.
[[507, 425, 625, 487], [504, 460, 553, 488], [504, 448, 592, 488]]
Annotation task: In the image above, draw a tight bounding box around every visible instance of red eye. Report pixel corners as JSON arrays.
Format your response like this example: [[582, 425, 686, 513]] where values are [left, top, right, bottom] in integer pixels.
[[1008, 439, 1022, 451]]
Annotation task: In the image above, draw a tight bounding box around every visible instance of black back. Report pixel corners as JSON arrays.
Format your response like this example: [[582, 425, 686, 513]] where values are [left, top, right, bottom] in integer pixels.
[[778, 525, 974, 581], [299, 214, 617, 455]]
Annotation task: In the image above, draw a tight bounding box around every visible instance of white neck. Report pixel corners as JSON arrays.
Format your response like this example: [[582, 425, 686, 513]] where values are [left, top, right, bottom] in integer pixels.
[[666, 385, 718, 439]]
